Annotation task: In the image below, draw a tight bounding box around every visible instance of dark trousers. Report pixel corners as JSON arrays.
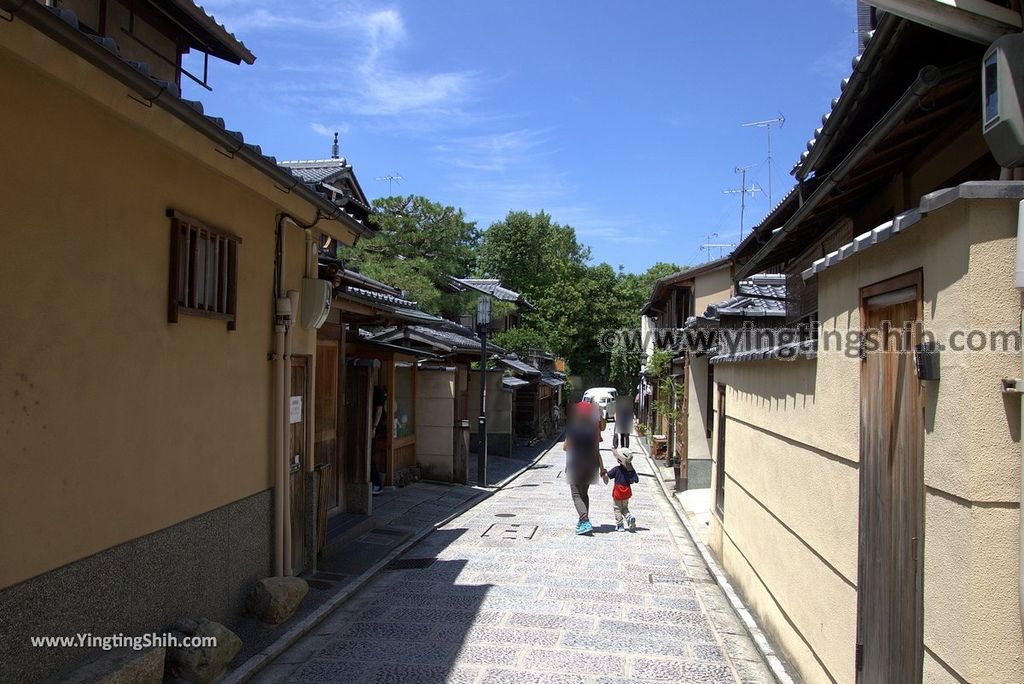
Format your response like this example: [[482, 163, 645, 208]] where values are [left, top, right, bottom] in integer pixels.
[[570, 482, 591, 523], [371, 435, 383, 488]]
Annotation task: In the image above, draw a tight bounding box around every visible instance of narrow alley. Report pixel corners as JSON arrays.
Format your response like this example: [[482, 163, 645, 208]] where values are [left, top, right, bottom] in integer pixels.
[[250, 424, 774, 684]]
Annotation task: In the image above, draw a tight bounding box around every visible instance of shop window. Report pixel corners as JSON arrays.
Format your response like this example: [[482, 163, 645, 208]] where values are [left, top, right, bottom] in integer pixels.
[[167, 210, 241, 330], [393, 363, 415, 438]]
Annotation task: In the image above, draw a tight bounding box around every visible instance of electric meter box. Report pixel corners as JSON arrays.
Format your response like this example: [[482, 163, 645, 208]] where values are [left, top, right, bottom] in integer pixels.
[[983, 33, 1024, 168], [300, 278, 332, 329]]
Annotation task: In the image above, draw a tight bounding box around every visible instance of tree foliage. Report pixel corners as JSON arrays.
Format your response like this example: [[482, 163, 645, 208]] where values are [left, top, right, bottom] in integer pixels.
[[606, 262, 683, 392], [343, 198, 686, 394], [341, 195, 480, 314], [478, 211, 682, 389]]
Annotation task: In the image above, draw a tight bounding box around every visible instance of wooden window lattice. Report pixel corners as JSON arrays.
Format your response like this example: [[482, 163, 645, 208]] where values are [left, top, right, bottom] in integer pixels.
[[167, 210, 241, 330]]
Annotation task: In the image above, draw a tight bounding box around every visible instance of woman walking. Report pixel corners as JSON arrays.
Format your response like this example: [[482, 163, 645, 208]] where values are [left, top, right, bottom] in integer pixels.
[[563, 402, 606, 535]]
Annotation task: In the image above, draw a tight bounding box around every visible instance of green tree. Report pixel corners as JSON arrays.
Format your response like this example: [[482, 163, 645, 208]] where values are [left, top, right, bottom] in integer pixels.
[[490, 326, 549, 358], [341, 195, 480, 314], [478, 211, 613, 375], [606, 262, 684, 393]]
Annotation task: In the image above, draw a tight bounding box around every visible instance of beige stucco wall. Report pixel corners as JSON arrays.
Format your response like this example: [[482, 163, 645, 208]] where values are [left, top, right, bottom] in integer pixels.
[[415, 368, 456, 481], [711, 358, 859, 683], [710, 197, 1023, 683], [0, 21, 344, 589], [468, 371, 512, 434], [694, 265, 734, 314], [688, 267, 733, 466], [686, 355, 713, 463]]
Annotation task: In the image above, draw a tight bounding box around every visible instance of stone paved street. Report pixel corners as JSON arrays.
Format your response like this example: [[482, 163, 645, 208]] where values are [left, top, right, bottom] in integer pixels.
[[251, 425, 774, 683]]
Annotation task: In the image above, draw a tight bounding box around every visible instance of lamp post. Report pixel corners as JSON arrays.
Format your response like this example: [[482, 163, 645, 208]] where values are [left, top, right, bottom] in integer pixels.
[[476, 296, 491, 487]]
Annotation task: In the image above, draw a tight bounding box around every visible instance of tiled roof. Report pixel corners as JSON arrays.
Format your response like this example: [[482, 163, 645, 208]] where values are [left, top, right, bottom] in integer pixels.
[[454, 278, 530, 307], [704, 274, 787, 319], [370, 321, 505, 355], [502, 377, 530, 390], [541, 374, 566, 388], [791, 14, 900, 180], [280, 159, 351, 184], [802, 182, 1024, 280], [498, 355, 542, 377], [407, 324, 491, 353], [14, 3, 373, 237], [166, 0, 255, 65], [344, 286, 418, 309], [711, 339, 817, 365], [279, 160, 372, 219]]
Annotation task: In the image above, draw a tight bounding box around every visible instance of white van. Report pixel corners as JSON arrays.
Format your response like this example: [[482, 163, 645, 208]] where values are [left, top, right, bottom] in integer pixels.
[[583, 387, 618, 420]]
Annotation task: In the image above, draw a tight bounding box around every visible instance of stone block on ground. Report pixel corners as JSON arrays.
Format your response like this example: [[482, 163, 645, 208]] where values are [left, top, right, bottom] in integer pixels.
[[247, 576, 309, 625], [164, 619, 241, 683], [53, 647, 165, 684]]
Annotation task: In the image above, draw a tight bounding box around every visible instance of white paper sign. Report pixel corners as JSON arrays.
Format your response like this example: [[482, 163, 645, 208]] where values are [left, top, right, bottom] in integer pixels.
[[289, 396, 303, 424]]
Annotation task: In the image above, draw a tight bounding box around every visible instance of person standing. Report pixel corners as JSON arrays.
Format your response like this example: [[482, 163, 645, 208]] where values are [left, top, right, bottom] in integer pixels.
[[563, 403, 607, 535], [370, 385, 387, 495], [613, 397, 634, 449]]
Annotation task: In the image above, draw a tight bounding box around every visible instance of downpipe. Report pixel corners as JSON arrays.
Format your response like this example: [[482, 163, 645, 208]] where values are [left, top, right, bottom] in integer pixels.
[[1016, 197, 1024, 631]]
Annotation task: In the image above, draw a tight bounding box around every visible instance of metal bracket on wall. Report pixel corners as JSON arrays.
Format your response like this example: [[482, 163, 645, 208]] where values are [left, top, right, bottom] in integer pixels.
[[127, 90, 155, 108]]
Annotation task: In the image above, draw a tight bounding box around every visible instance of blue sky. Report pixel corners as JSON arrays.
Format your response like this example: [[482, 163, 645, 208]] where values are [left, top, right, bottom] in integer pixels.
[[185, 1, 858, 273]]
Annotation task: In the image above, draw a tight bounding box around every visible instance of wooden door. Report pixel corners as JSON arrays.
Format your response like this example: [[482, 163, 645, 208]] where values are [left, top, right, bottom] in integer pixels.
[[315, 340, 339, 512], [856, 272, 924, 683], [289, 357, 309, 575], [344, 361, 373, 513]]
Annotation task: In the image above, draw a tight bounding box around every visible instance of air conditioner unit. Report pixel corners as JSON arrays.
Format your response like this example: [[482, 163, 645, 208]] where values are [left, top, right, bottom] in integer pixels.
[[300, 278, 332, 329], [983, 33, 1024, 168]]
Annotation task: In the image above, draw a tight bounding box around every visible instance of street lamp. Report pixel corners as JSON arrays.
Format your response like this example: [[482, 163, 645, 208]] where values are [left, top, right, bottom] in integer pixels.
[[476, 296, 491, 487]]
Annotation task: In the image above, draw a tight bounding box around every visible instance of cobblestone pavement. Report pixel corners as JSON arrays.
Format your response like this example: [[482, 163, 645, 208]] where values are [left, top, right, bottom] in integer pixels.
[[252, 424, 774, 683]]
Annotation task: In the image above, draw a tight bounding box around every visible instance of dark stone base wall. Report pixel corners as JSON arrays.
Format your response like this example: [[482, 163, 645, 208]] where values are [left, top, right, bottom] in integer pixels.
[[0, 489, 273, 683]]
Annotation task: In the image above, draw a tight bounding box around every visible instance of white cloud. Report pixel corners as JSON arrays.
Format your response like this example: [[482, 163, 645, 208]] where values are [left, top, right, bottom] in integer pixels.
[[199, 1, 475, 124], [310, 122, 350, 138], [444, 129, 551, 172]]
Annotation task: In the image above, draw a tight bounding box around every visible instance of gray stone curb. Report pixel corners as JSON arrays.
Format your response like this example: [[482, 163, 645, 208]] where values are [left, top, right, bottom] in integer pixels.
[[635, 436, 796, 684], [222, 436, 561, 684]]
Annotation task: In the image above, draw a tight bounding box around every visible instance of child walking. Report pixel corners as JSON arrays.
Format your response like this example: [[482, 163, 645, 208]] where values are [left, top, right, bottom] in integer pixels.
[[607, 448, 639, 531]]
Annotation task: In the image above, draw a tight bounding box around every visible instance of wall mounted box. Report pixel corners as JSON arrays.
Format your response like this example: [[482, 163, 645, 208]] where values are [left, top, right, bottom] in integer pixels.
[[915, 341, 940, 382], [983, 33, 1024, 168], [300, 278, 332, 329]]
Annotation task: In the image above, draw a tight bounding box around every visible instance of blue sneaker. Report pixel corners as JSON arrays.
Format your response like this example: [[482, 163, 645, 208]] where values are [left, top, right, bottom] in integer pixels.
[[615, 523, 625, 532], [575, 521, 593, 535]]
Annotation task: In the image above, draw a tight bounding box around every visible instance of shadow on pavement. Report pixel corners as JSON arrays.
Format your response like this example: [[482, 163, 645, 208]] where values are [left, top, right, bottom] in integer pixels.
[[278, 528, 500, 682]]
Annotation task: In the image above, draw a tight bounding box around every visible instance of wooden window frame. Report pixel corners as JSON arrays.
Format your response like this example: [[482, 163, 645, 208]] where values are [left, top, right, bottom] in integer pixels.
[[167, 209, 242, 330], [714, 382, 727, 519]]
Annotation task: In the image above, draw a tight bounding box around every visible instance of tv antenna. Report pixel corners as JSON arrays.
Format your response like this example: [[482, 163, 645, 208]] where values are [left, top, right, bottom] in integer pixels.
[[375, 173, 404, 195], [699, 233, 735, 261], [723, 165, 762, 242], [741, 114, 785, 206]]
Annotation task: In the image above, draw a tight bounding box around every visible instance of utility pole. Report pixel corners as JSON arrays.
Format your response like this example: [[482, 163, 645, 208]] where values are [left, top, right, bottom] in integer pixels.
[[476, 296, 491, 487], [375, 173, 404, 195], [723, 166, 762, 242], [741, 114, 785, 206]]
